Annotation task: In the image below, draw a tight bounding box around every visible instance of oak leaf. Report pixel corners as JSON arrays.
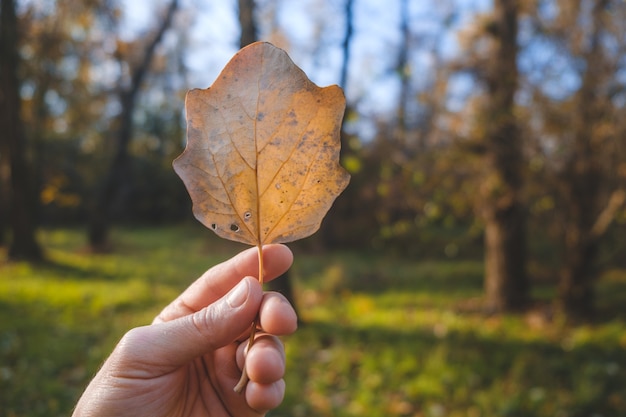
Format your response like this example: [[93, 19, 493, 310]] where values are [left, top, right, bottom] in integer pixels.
[[173, 42, 350, 247]]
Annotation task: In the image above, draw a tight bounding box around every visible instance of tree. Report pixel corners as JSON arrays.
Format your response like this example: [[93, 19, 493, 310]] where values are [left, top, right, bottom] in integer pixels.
[[321, 0, 356, 248], [238, 0, 257, 47], [553, 0, 625, 316], [0, 0, 43, 261], [521, 0, 626, 318], [236, 0, 300, 312], [476, 0, 529, 311], [0, 101, 8, 247], [87, 0, 178, 251]]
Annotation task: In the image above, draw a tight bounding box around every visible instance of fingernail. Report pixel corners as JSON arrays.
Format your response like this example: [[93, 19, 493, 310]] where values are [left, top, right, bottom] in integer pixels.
[[227, 279, 249, 308]]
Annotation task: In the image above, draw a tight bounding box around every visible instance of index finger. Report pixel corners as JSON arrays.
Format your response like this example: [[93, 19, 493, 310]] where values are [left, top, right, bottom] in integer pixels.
[[154, 244, 293, 323]]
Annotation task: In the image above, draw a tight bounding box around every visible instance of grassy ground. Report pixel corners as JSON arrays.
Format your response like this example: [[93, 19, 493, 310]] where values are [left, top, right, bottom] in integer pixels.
[[1, 227, 625, 417]]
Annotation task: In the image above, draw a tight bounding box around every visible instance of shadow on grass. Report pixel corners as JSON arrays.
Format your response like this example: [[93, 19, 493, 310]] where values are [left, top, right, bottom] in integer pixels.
[[37, 257, 114, 281], [279, 318, 626, 417], [0, 299, 107, 417], [294, 251, 485, 297]]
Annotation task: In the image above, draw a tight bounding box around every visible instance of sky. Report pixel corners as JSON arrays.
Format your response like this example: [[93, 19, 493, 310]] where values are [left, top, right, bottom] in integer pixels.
[[119, 0, 493, 134]]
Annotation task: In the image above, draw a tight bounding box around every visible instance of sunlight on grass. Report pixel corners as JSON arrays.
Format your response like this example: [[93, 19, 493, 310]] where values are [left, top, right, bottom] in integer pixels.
[[1, 227, 625, 417], [0, 226, 224, 417], [282, 253, 626, 417]]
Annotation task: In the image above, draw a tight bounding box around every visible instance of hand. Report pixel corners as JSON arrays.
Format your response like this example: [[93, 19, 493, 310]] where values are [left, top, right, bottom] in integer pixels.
[[72, 244, 297, 417]]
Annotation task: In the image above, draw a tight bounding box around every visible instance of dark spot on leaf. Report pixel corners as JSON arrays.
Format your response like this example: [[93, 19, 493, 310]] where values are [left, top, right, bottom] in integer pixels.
[[257, 112, 265, 121]]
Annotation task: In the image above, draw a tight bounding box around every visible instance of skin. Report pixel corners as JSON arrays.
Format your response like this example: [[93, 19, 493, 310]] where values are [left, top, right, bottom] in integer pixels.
[[72, 244, 297, 417]]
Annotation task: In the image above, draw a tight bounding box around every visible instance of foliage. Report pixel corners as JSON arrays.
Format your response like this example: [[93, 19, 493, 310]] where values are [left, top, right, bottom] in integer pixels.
[[1, 227, 625, 417], [175, 42, 349, 246], [4, 1, 625, 262]]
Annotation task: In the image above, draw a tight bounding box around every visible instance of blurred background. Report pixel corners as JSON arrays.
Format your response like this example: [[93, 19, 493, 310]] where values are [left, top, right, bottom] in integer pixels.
[[1, 0, 626, 416]]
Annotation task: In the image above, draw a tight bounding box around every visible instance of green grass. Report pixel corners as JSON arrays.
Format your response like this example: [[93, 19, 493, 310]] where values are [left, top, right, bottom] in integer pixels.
[[1, 227, 625, 417]]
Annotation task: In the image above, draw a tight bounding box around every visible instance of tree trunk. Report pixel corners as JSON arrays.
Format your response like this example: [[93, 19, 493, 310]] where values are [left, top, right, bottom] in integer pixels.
[[319, 0, 355, 249], [557, 187, 623, 319], [558, 158, 600, 316], [87, 86, 138, 250], [559, 235, 596, 317], [0, 0, 43, 261], [557, 0, 609, 318], [480, 0, 528, 312], [338, 0, 354, 94], [238, 0, 257, 47], [395, 0, 410, 149], [237, 0, 299, 313], [0, 130, 8, 247], [87, 0, 178, 251], [484, 203, 528, 311]]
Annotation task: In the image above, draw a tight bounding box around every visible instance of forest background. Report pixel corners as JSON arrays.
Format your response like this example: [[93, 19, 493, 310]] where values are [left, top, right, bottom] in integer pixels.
[[3, 0, 626, 315], [1, 0, 626, 415]]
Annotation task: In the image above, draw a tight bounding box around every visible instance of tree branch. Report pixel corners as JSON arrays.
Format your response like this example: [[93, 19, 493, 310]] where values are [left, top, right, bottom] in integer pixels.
[[129, 0, 179, 97], [591, 189, 626, 239]]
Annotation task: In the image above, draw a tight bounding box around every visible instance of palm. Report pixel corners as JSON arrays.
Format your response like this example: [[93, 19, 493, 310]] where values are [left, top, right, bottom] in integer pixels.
[[161, 347, 259, 417]]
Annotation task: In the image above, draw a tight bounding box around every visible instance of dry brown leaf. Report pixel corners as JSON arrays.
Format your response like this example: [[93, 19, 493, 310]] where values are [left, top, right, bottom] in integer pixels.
[[173, 42, 350, 392], [173, 42, 350, 247]]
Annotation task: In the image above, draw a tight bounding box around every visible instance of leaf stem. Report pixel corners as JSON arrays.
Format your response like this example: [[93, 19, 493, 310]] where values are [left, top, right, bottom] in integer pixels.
[[234, 244, 264, 393]]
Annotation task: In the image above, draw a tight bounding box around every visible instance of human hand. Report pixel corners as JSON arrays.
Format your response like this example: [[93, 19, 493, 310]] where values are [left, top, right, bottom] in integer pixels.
[[72, 244, 297, 417]]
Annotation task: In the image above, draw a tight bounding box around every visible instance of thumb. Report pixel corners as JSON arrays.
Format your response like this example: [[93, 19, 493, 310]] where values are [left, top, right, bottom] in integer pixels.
[[118, 277, 263, 371]]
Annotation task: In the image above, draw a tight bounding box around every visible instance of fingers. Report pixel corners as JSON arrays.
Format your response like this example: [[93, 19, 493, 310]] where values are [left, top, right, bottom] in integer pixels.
[[232, 291, 298, 343], [155, 244, 293, 323], [236, 335, 287, 413], [116, 277, 264, 373], [237, 292, 297, 413], [237, 334, 285, 383], [247, 379, 286, 413], [116, 279, 297, 375], [259, 292, 298, 336], [208, 334, 288, 415]]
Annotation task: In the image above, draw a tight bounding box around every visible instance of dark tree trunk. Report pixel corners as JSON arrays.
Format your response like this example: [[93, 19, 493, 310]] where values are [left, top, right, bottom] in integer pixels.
[[483, 204, 528, 311], [238, 0, 257, 48], [557, 0, 610, 318], [87, 0, 178, 251], [559, 236, 597, 317], [338, 0, 354, 160], [0, 0, 43, 261], [338, 0, 354, 93], [480, 0, 528, 312], [0, 134, 8, 247], [319, 0, 355, 249], [237, 0, 299, 313], [558, 151, 600, 316], [87, 89, 136, 251], [395, 0, 410, 148]]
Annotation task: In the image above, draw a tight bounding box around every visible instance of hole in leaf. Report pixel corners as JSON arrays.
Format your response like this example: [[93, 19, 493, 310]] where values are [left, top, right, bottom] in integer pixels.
[[244, 211, 252, 221], [211, 223, 217, 230], [230, 223, 240, 232]]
